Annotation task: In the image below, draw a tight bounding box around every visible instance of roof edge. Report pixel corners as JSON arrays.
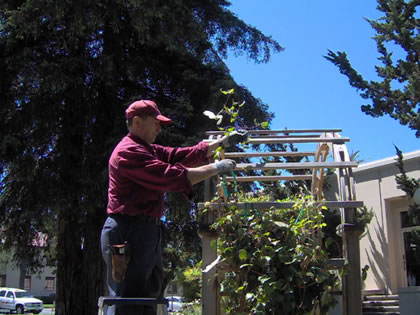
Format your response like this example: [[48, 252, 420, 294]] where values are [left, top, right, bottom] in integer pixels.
[[354, 150, 420, 173]]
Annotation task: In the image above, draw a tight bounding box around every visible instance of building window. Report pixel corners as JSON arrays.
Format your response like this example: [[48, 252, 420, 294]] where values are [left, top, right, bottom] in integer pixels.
[[24, 276, 31, 290], [45, 277, 55, 291], [401, 211, 420, 228], [0, 275, 5, 287]]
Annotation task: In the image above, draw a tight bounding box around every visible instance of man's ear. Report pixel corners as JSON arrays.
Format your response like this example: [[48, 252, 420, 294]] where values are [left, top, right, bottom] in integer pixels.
[[132, 116, 142, 127]]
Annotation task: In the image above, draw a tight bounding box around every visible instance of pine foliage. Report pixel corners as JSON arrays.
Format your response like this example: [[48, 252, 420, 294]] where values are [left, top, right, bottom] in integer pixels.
[[325, 0, 420, 136]]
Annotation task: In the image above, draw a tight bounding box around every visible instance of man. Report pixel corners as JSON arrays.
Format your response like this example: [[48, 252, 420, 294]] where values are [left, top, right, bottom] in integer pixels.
[[100, 100, 247, 314]]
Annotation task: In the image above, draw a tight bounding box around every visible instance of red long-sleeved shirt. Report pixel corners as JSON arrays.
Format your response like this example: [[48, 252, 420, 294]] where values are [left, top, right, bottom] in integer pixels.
[[107, 133, 209, 217]]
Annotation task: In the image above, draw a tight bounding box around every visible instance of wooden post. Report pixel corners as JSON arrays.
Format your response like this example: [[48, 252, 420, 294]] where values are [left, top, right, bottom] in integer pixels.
[[201, 234, 218, 315], [337, 209, 364, 315], [200, 177, 219, 315], [332, 139, 363, 315]]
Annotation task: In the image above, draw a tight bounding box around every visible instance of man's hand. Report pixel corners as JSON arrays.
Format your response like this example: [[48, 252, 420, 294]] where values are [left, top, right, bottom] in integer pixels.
[[221, 130, 248, 149], [214, 159, 236, 175]]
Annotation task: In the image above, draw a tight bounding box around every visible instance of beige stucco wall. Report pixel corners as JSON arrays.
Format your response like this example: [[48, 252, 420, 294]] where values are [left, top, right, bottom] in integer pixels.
[[353, 150, 420, 294]]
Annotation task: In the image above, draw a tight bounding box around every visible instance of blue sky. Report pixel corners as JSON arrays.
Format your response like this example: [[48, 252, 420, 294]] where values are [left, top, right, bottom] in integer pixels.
[[225, 0, 419, 163]]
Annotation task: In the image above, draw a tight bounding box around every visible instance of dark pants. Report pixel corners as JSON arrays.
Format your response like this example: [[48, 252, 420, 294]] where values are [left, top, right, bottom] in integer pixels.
[[101, 215, 163, 315]]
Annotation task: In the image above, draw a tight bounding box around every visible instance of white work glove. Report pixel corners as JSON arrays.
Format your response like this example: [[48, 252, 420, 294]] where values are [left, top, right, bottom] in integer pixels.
[[214, 159, 236, 175], [221, 130, 248, 149]]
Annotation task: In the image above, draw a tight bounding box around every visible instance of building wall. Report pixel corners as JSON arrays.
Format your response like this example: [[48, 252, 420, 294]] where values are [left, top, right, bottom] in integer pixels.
[[353, 150, 420, 294], [0, 260, 56, 298]]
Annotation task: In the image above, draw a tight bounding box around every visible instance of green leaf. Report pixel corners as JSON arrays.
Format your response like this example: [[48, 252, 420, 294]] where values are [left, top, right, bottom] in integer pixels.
[[258, 276, 270, 284], [321, 291, 330, 306], [213, 147, 222, 160], [239, 249, 247, 260], [210, 239, 217, 251], [264, 256, 271, 263], [220, 88, 235, 95], [236, 285, 245, 292], [261, 121, 269, 129], [223, 246, 235, 254], [325, 237, 333, 248], [240, 263, 253, 269], [274, 221, 289, 229]]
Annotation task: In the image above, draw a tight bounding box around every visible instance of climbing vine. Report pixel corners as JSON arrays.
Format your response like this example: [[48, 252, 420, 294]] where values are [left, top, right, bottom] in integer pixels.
[[200, 90, 344, 314], [203, 194, 341, 314]]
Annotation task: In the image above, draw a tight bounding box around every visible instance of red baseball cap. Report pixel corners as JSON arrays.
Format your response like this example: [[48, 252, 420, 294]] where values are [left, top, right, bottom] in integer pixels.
[[125, 100, 172, 125]]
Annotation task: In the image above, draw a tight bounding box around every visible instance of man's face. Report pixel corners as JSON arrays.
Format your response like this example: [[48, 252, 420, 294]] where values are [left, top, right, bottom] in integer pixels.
[[136, 115, 162, 144]]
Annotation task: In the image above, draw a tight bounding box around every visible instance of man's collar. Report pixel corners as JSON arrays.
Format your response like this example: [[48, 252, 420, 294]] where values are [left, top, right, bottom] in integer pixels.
[[128, 132, 151, 149]]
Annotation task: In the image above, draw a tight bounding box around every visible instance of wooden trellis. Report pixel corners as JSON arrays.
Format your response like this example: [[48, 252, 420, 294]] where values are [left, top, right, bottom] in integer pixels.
[[198, 129, 364, 315]]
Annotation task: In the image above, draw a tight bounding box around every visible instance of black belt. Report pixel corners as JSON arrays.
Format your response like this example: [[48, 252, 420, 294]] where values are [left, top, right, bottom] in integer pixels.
[[110, 214, 161, 225]]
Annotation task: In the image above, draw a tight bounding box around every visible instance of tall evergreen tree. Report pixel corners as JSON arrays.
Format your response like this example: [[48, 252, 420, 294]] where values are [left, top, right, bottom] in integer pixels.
[[0, 1, 282, 314], [325, 0, 420, 136]]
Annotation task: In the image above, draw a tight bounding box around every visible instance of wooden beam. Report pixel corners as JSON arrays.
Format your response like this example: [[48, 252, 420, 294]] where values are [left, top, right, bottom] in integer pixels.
[[224, 175, 313, 182], [205, 129, 342, 135], [235, 161, 358, 170], [249, 134, 325, 139], [247, 137, 350, 144], [224, 151, 316, 158]]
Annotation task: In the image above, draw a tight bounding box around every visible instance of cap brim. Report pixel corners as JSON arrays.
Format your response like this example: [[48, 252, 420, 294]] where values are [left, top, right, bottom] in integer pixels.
[[156, 114, 172, 125]]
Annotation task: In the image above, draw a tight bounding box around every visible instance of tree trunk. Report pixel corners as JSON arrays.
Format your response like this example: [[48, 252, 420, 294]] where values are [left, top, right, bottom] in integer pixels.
[[83, 208, 108, 314], [55, 206, 106, 315], [18, 261, 26, 289]]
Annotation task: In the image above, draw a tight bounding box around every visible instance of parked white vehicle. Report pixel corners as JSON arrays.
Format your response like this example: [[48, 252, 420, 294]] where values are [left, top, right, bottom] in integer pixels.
[[167, 295, 182, 313], [0, 288, 43, 314]]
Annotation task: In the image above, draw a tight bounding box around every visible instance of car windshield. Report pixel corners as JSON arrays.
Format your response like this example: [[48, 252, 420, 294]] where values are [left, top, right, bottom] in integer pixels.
[[15, 291, 33, 298]]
